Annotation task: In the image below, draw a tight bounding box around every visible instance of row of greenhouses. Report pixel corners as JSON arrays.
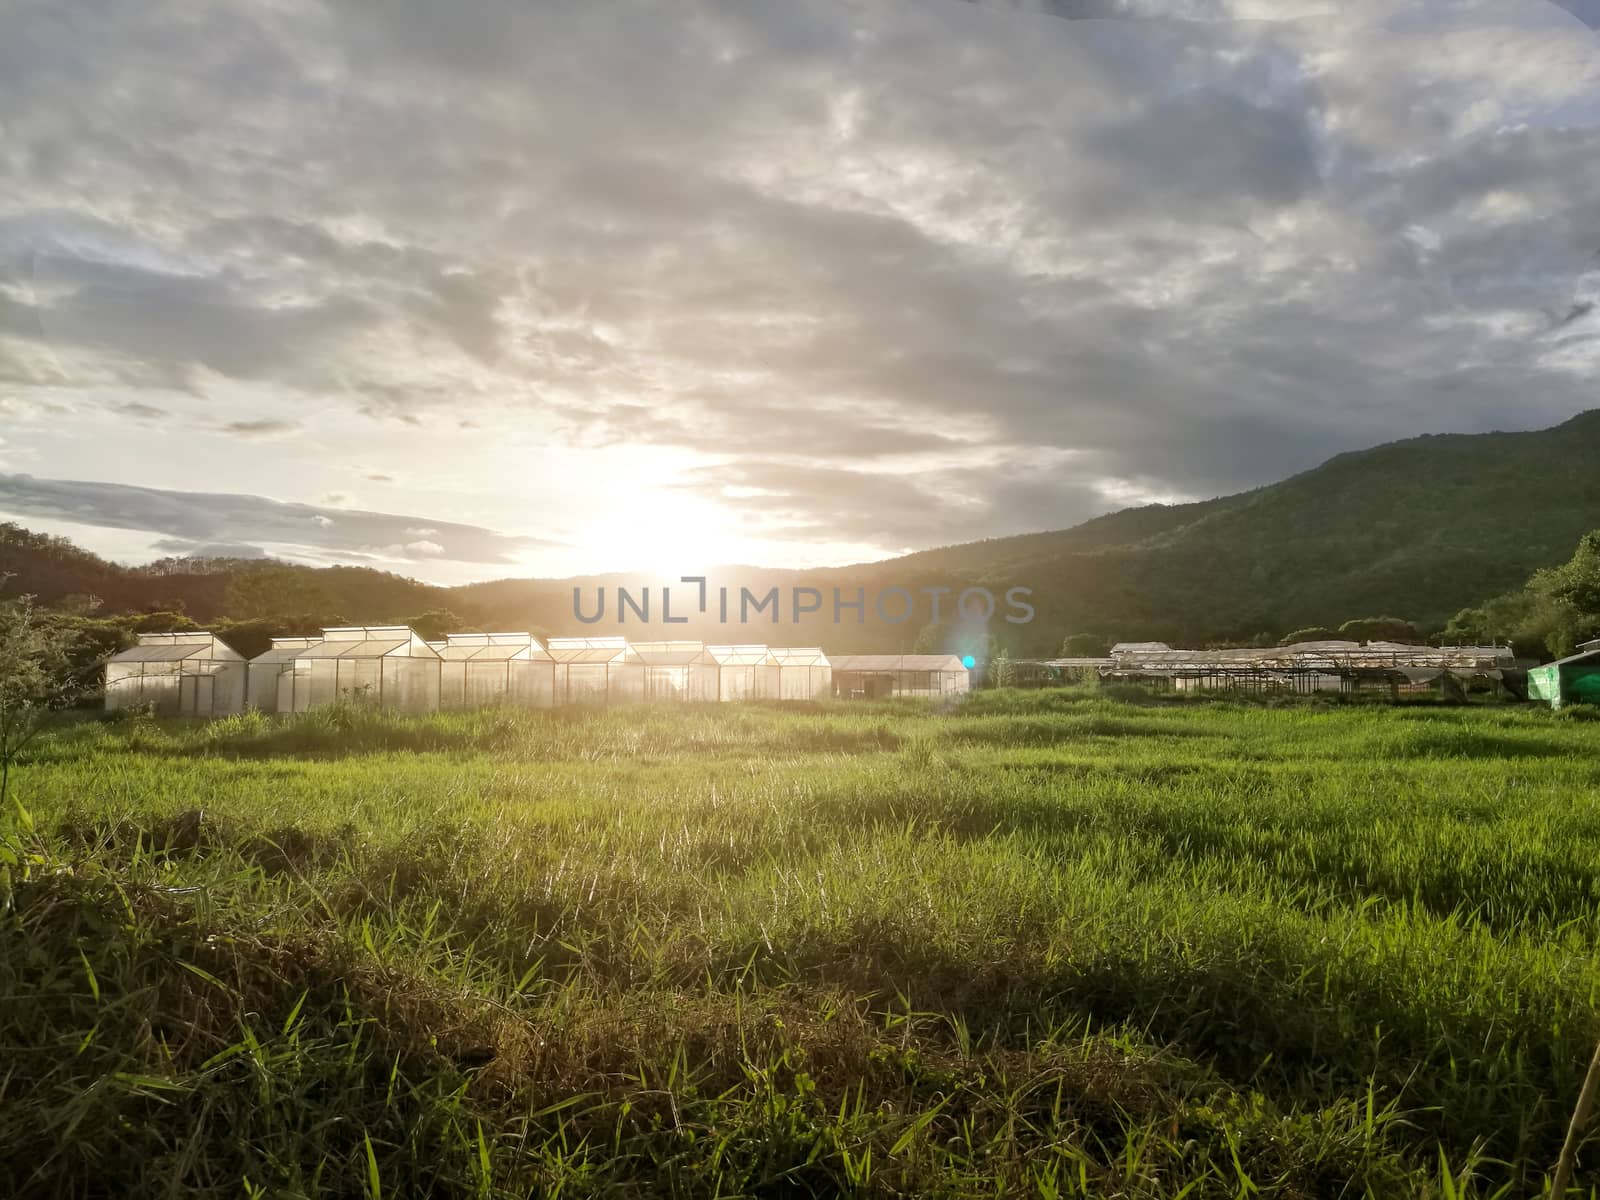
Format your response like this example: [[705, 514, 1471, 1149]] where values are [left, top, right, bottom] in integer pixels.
[[102, 629, 971, 717]]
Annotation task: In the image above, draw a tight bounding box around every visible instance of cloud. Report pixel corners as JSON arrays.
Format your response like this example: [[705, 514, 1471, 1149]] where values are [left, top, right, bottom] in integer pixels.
[[151, 538, 268, 559], [0, 473, 556, 565], [2, 0, 1599, 569], [221, 417, 301, 438]]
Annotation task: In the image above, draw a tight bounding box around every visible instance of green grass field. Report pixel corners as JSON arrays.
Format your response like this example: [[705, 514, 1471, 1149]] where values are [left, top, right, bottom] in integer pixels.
[[3, 691, 1599, 1198]]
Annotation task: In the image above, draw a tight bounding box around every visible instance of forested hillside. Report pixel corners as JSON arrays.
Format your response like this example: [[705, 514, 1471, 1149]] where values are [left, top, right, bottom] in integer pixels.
[[5, 412, 1599, 654]]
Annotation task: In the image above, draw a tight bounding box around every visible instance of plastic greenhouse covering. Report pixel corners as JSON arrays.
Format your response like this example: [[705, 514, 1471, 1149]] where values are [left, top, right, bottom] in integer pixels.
[[105, 632, 246, 717], [766, 647, 833, 701], [246, 636, 321, 714], [828, 654, 971, 698], [274, 626, 442, 714], [546, 636, 645, 704], [705, 645, 777, 701], [431, 633, 555, 709], [631, 641, 722, 701]]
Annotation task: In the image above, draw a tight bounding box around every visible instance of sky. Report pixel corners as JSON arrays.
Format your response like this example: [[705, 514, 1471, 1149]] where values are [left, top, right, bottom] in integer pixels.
[[2, 0, 1600, 585]]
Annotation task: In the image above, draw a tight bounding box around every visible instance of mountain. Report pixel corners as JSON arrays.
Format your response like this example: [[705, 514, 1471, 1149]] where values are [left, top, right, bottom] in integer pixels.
[[5, 412, 1600, 653], [0, 525, 447, 627], [445, 412, 1600, 651]]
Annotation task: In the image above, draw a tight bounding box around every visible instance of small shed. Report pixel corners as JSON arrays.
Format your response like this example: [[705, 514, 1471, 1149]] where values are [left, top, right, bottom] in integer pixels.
[[829, 654, 971, 699], [631, 641, 720, 702], [245, 636, 321, 714], [546, 636, 645, 705], [767, 647, 833, 701], [105, 632, 246, 717], [1527, 648, 1600, 710], [433, 633, 555, 710], [287, 626, 441, 713]]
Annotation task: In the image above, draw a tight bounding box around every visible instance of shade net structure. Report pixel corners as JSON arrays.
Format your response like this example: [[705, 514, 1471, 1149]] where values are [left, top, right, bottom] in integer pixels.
[[1075, 640, 1520, 696], [279, 626, 441, 714], [430, 633, 555, 710], [829, 654, 971, 699], [705, 645, 778, 701], [246, 637, 321, 714], [546, 637, 645, 705], [105, 632, 246, 717], [767, 647, 833, 701], [630, 641, 721, 702]]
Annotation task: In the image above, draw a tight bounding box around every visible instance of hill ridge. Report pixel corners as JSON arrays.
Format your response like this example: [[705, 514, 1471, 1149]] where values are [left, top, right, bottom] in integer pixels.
[[4, 410, 1598, 651]]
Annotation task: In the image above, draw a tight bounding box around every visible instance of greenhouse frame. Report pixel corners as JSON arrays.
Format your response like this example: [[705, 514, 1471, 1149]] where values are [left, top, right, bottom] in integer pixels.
[[245, 636, 322, 714], [104, 632, 247, 717], [432, 633, 555, 709], [631, 641, 721, 701], [280, 626, 441, 714], [829, 654, 971, 698], [705, 645, 776, 701], [546, 636, 645, 705], [767, 647, 833, 700]]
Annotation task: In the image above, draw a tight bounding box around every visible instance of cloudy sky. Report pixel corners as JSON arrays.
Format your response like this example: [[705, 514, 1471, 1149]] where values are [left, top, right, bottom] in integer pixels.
[[3, 0, 1599, 584]]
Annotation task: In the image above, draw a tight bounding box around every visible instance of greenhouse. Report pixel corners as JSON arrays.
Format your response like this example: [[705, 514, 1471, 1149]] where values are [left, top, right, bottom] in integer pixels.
[[432, 633, 555, 709], [705, 645, 776, 701], [281, 626, 441, 713], [546, 636, 645, 705], [245, 636, 321, 714], [104, 632, 246, 717], [829, 654, 971, 699], [767, 647, 833, 700], [631, 641, 721, 702]]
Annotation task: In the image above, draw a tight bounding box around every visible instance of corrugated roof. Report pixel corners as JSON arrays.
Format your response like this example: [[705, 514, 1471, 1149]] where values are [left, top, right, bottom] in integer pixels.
[[1546, 648, 1600, 668], [829, 654, 968, 672]]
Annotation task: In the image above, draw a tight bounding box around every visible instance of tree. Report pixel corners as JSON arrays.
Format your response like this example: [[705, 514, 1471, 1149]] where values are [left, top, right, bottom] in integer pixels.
[[987, 648, 1015, 688], [128, 610, 201, 633], [1059, 633, 1108, 657], [0, 594, 86, 808], [225, 565, 335, 620], [1532, 530, 1600, 619], [406, 609, 465, 642], [1278, 627, 1338, 646]]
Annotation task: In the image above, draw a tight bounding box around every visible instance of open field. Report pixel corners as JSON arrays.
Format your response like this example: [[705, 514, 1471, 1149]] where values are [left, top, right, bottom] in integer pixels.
[[2, 692, 1599, 1198]]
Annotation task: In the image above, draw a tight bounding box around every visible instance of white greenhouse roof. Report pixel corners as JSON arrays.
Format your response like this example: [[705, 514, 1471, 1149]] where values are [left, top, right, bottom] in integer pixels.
[[767, 647, 829, 665], [109, 631, 242, 663], [829, 654, 968, 672], [249, 637, 323, 664], [433, 633, 548, 662], [631, 640, 711, 666], [705, 644, 771, 666], [321, 625, 417, 642], [546, 636, 636, 663], [297, 638, 433, 660]]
